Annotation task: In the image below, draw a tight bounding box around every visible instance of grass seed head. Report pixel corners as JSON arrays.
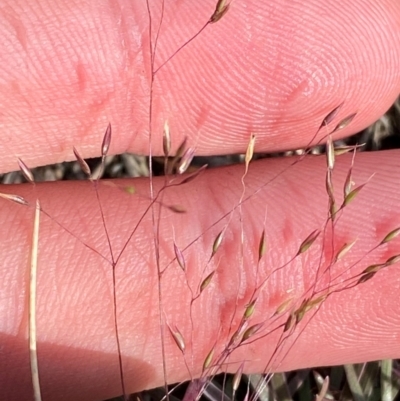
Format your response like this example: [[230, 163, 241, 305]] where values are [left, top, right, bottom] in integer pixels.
[[101, 123, 112, 157], [168, 204, 187, 213], [297, 229, 320, 255], [0, 192, 29, 206], [319, 102, 344, 130], [202, 346, 215, 372], [163, 120, 171, 157], [210, 0, 230, 23], [241, 323, 264, 342], [244, 134, 256, 175], [229, 321, 249, 347], [18, 158, 34, 183], [200, 271, 215, 293], [331, 112, 357, 134], [335, 240, 357, 262], [274, 297, 294, 316], [232, 363, 244, 393], [343, 168, 354, 198], [174, 242, 186, 271], [326, 136, 335, 171], [73, 147, 91, 178], [169, 325, 186, 353], [357, 271, 376, 285], [244, 298, 257, 319], [258, 229, 267, 261], [386, 254, 400, 265], [178, 147, 195, 175], [284, 312, 296, 332], [325, 170, 335, 202], [343, 183, 366, 207], [380, 227, 400, 245], [211, 230, 224, 258], [363, 264, 385, 274]]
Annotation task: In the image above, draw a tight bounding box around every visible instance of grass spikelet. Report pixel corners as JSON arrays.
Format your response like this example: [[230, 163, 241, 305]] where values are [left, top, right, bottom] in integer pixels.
[[232, 363, 244, 396], [167, 204, 186, 214], [18, 158, 34, 183], [326, 135, 335, 171], [258, 229, 266, 261], [241, 323, 263, 342], [168, 325, 186, 353], [173, 242, 186, 271], [244, 298, 257, 320], [30, 199, 42, 401], [200, 271, 215, 293], [380, 227, 400, 245], [202, 346, 215, 372], [335, 240, 357, 262], [296, 229, 320, 256], [244, 134, 256, 176], [211, 230, 224, 258], [357, 272, 376, 285], [177, 147, 195, 175], [210, 0, 230, 23], [73, 147, 91, 178], [96, 123, 112, 180], [0, 192, 29, 206], [101, 123, 112, 157], [331, 112, 357, 133], [274, 297, 294, 316], [343, 183, 367, 207], [334, 144, 363, 156], [229, 321, 249, 348], [343, 169, 354, 199], [362, 264, 385, 274], [319, 103, 344, 130], [325, 171, 335, 203], [163, 120, 171, 158], [284, 312, 296, 333], [385, 254, 400, 265]]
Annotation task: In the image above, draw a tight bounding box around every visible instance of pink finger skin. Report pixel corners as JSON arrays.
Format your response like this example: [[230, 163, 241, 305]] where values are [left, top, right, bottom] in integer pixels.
[[1, 150, 400, 401], [1, 0, 400, 173]]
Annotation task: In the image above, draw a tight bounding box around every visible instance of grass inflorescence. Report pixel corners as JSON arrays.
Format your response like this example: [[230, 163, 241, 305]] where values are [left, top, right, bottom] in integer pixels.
[[1, 1, 400, 401]]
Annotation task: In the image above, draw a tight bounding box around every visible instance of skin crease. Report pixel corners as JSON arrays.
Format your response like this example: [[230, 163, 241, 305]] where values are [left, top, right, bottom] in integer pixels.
[[0, 0, 400, 400]]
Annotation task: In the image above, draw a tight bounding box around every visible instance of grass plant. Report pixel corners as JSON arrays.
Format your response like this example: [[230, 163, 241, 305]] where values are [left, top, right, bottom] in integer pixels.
[[0, 1, 400, 401]]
